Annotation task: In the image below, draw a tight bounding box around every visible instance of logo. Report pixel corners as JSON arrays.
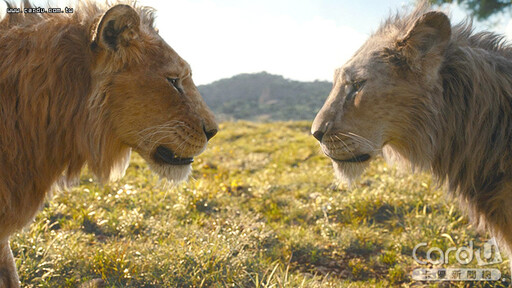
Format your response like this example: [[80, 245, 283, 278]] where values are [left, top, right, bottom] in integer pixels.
[[411, 238, 503, 281]]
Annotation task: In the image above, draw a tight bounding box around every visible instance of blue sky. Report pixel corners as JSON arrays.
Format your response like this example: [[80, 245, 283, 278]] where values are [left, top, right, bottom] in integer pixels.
[[3, 0, 511, 84]]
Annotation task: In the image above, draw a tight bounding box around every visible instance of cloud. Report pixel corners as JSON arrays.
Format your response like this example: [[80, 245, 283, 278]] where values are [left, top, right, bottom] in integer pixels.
[[506, 19, 512, 41], [143, 0, 367, 85]]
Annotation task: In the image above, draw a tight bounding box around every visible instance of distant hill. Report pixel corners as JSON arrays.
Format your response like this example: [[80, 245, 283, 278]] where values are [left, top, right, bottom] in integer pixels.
[[198, 72, 331, 121]]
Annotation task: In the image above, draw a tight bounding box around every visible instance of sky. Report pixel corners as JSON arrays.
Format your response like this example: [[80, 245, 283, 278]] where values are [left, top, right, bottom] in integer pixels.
[[2, 0, 512, 85], [138, 0, 512, 85]]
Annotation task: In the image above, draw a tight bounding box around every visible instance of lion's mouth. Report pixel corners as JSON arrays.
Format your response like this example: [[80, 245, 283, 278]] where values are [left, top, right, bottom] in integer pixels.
[[329, 153, 371, 163], [153, 146, 194, 165]]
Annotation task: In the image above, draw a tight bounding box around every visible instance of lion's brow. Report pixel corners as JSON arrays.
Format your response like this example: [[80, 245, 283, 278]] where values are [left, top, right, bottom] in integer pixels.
[[335, 68, 355, 84], [179, 63, 192, 78]]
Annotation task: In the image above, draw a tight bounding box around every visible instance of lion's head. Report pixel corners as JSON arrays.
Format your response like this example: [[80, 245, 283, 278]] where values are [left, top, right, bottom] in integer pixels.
[[90, 4, 218, 182], [312, 9, 451, 183]]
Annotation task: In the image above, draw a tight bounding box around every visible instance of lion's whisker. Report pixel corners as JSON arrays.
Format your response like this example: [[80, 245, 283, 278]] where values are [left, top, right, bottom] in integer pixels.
[[336, 132, 376, 151], [333, 135, 359, 160]]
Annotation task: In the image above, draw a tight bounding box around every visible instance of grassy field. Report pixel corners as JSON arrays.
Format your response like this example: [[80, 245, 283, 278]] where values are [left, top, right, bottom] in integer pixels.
[[13, 122, 510, 287]]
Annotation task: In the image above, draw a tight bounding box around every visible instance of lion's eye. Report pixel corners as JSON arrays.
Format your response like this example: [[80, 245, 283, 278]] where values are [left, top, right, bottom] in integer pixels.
[[167, 77, 183, 94], [353, 80, 366, 92], [345, 80, 366, 102]]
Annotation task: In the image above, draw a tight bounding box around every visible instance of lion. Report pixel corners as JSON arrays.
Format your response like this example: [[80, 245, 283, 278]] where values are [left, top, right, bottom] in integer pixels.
[[0, 1, 218, 287], [312, 3, 512, 271]]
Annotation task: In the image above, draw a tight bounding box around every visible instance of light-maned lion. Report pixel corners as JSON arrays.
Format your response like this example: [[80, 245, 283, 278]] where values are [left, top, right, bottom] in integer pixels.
[[0, 1, 218, 286], [312, 3, 512, 270]]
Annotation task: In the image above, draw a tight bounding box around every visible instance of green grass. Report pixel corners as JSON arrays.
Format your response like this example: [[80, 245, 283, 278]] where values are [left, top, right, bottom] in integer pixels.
[[13, 121, 510, 287]]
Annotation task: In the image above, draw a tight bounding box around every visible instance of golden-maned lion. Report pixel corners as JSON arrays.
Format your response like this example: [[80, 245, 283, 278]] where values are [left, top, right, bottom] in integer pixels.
[[312, 3, 512, 269], [0, 2, 217, 286]]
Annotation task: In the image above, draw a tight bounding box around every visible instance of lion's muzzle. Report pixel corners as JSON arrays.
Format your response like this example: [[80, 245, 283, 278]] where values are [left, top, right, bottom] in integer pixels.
[[328, 153, 371, 163], [153, 146, 194, 166]]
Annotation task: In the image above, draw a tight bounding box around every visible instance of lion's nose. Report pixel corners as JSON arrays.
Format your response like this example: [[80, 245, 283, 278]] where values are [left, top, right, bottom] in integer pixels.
[[203, 125, 218, 141], [311, 120, 331, 143], [312, 130, 324, 142], [311, 110, 333, 143]]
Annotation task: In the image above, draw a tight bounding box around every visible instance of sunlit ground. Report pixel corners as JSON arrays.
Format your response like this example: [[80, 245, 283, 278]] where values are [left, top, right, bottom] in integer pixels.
[[13, 122, 509, 287]]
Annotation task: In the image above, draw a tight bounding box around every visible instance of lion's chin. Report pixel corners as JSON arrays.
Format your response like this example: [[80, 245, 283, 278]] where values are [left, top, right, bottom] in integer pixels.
[[332, 160, 370, 185], [147, 162, 192, 183]]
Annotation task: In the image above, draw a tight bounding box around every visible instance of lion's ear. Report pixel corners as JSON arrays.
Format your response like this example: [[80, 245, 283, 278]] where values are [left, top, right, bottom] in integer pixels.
[[396, 11, 451, 68], [92, 4, 140, 51]]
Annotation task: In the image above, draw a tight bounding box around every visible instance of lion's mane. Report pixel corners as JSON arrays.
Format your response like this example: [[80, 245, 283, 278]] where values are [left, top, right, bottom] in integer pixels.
[[0, 1, 153, 237], [378, 4, 512, 246]]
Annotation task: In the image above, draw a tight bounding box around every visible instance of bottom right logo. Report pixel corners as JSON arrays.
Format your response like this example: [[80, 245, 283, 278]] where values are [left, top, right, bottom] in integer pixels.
[[412, 238, 504, 281]]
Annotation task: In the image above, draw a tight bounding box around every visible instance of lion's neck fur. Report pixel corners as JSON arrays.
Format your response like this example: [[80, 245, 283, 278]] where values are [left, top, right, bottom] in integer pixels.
[[401, 22, 512, 206], [0, 3, 131, 230]]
